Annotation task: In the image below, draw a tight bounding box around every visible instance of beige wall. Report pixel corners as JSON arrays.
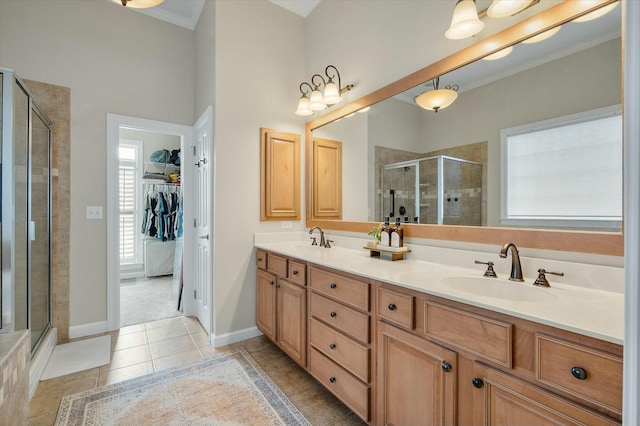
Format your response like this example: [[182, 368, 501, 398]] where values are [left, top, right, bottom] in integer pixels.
[[208, 0, 306, 336], [0, 0, 195, 327]]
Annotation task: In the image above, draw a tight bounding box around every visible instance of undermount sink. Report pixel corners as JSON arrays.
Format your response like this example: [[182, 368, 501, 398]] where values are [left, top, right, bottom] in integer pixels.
[[442, 276, 557, 303]]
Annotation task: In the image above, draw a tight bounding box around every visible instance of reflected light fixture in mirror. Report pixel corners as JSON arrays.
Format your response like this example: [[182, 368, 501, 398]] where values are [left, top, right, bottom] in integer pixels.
[[113, 0, 164, 7], [295, 65, 354, 116], [445, 0, 485, 40], [482, 45, 513, 60], [572, 0, 618, 22], [487, 0, 534, 18], [414, 77, 459, 113], [521, 25, 561, 44]]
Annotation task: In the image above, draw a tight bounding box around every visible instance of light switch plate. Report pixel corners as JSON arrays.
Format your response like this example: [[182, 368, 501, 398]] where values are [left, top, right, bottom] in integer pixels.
[[86, 206, 103, 220]]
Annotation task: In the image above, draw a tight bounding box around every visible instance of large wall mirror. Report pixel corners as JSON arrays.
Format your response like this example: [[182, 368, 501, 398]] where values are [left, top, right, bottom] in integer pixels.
[[305, 0, 623, 256]]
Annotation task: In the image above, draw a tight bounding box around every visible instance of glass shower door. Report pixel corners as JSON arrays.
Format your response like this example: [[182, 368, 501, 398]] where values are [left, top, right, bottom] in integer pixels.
[[30, 107, 51, 349]]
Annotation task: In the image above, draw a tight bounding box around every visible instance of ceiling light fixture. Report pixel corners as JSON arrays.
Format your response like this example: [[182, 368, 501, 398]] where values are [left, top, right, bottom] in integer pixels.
[[572, 1, 618, 23], [486, 0, 534, 19], [445, 0, 485, 40], [113, 0, 165, 8], [414, 77, 459, 113], [295, 65, 354, 116], [521, 25, 561, 44]]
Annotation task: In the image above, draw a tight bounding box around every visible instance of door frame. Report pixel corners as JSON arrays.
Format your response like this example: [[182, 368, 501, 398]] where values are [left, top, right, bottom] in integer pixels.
[[106, 113, 196, 332]]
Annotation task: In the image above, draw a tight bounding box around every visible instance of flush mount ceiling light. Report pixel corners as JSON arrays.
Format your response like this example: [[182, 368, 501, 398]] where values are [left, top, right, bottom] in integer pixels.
[[521, 25, 561, 44], [572, 1, 618, 23], [445, 0, 485, 40], [414, 77, 459, 113], [486, 0, 535, 19], [482, 45, 514, 60], [295, 65, 354, 116], [113, 0, 165, 8]]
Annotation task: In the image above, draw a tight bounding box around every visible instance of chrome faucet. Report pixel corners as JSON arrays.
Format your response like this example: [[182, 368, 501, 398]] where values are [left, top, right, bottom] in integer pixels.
[[309, 226, 326, 247], [499, 242, 524, 282]]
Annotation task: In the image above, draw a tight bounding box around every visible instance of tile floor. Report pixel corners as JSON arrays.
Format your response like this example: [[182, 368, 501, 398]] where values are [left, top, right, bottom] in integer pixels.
[[28, 316, 366, 426]]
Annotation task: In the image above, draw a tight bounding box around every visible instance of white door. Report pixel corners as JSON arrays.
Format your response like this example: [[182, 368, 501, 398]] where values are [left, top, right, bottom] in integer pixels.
[[193, 107, 213, 334]]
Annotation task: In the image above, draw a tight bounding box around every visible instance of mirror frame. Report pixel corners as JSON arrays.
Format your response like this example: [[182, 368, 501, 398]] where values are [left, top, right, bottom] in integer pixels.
[[305, 0, 623, 256]]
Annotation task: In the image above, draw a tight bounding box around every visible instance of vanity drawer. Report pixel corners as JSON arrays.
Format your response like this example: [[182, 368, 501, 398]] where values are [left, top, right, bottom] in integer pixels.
[[256, 250, 267, 269], [424, 301, 513, 368], [267, 253, 287, 278], [309, 267, 369, 311], [536, 334, 622, 413], [309, 348, 370, 422], [309, 293, 370, 343], [309, 318, 370, 383], [287, 260, 306, 286], [377, 286, 415, 330]]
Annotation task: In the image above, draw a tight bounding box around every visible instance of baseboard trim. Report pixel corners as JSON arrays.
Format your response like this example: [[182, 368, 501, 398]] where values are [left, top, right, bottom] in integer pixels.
[[212, 326, 263, 348], [69, 321, 108, 339], [30, 327, 57, 399]]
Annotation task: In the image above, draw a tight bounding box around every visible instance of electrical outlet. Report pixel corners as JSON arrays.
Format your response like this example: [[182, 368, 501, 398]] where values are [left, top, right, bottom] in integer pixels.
[[281, 221, 293, 229], [86, 206, 103, 220]]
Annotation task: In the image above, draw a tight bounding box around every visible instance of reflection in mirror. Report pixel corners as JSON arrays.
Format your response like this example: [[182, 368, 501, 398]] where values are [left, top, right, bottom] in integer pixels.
[[310, 2, 621, 234]]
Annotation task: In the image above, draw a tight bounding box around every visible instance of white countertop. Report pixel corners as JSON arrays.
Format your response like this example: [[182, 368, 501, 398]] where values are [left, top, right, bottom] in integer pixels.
[[254, 239, 624, 345]]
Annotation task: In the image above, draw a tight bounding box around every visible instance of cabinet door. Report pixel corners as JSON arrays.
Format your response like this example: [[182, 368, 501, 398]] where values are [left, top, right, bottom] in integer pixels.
[[256, 269, 277, 342], [471, 364, 620, 426], [260, 128, 300, 221], [312, 137, 342, 219], [377, 322, 457, 426], [277, 279, 307, 367]]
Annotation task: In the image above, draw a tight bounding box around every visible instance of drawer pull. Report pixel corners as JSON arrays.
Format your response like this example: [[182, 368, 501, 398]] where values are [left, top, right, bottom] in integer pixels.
[[257, 257, 263, 262], [441, 361, 452, 373], [472, 378, 484, 388], [329, 376, 336, 383], [571, 367, 588, 380], [329, 343, 336, 350], [388, 303, 396, 311], [269, 280, 274, 286], [330, 311, 337, 318], [330, 283, 337, 289], [292, 270, 299, 275]]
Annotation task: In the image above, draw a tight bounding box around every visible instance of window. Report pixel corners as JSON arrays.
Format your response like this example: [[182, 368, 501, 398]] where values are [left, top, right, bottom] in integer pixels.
[[119, 140, 143, 266], [501, 105, 622, 231]]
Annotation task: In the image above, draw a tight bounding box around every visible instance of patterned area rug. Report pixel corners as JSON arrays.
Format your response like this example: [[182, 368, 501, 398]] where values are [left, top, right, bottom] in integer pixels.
[[55, 350, 310, 426]]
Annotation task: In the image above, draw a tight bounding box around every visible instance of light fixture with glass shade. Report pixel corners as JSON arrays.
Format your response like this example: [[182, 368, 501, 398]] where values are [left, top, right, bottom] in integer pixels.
[[482, 45, 514, 60], [445, 0, 485, 40], [572, 1, 618, 23], [295, 65, 354, 116], [521, 25, 561, 44], [112, 0, 165, 8], [486, 0, 534, 18], [414, 77, 459, 113]]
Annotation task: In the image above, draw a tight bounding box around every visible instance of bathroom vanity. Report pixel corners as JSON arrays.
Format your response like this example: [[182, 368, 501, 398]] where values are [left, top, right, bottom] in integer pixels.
[[255, 240, 623, 425]]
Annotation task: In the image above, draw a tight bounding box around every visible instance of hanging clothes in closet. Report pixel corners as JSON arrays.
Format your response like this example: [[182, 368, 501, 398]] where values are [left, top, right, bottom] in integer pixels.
[[142, 184, 182, 241]]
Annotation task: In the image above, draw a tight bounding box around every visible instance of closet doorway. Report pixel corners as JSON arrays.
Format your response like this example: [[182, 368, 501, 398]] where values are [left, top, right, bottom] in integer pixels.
[[118, 130, 183, 326], [106, 114, 209, 337]]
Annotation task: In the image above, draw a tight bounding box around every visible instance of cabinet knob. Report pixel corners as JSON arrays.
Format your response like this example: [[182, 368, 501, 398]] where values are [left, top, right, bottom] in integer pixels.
[[257, 257, 263, 262], [388, 303, 396, 311], [269, 281, 274, 286], [292, 270, 299, 275], [330, 283, 337, 289], [441, 361, 451, 373], [472, 378, 484, 388], [276, 284, 280, 288], [571, 367, 588, 380], [329, 376, 336, 383], [330, 311, 337, 318], [329, 343, 336, 350]]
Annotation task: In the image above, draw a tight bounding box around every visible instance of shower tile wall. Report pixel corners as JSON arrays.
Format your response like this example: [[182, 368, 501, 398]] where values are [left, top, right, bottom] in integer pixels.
[[375, 146, 424, 222], [24, 79, 71, 342]]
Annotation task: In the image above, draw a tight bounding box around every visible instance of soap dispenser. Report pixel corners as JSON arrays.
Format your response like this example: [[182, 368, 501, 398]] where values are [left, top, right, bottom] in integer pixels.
[[391, 217, 404, 248], [380, 217, 391, 247]]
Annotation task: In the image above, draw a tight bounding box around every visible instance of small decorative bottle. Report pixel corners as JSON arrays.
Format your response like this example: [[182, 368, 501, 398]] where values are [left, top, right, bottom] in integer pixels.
[[380, 217, 391, 247], [391, 217, 404, 248]]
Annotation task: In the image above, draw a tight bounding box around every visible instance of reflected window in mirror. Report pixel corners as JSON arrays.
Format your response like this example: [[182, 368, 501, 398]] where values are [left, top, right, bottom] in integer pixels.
[[500, 105, 622, 231]]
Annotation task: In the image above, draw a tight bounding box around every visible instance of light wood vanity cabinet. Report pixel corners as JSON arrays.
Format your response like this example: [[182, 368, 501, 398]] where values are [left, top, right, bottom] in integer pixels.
[[255, 250, 307, 368], [375, 282, 623, 425], [255, 250, 622, 425]]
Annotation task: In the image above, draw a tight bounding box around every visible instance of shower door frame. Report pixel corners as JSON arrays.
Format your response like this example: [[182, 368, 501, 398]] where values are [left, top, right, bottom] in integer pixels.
[[0, 68, 53, 354]]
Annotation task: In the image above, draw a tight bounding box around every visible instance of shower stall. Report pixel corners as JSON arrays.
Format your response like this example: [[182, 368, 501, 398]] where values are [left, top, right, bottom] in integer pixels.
[[381, 155, 482, 225], [1, 68, 53, 355]]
